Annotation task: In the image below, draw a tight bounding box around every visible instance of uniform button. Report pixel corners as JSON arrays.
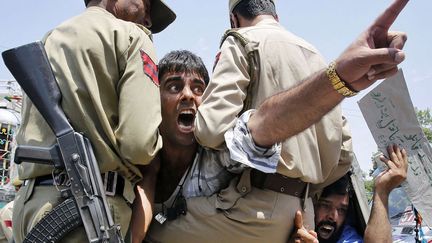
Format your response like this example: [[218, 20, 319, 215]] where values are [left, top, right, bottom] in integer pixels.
[[282, 175, 288, 179], [241, 186, 247, 193], [294, 192, 299, 196], [280, 187, 285, 192]]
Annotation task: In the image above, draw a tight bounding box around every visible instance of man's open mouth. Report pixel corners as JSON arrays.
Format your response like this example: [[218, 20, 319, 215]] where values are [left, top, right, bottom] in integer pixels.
[[317, 224, 335, 239], [177, 110, 195, 132]]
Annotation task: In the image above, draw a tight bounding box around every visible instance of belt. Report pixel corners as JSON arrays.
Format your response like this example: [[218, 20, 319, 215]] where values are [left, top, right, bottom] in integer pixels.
[[34, 171, 124, 197], [250, 169, 308, 198], [34, 175, 56, 186]]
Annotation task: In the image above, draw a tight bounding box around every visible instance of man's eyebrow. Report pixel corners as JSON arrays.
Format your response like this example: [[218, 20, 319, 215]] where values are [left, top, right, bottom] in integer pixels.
[[319, 198, 349, 208], [161, 76, 183, 86], [164, 75, 183, 82], [192, 78, 206, 85], [318, 198, 332, 204]]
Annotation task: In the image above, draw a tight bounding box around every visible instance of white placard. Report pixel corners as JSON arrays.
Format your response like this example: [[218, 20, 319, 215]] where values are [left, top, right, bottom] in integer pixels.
[[358, 69, 432, 226]]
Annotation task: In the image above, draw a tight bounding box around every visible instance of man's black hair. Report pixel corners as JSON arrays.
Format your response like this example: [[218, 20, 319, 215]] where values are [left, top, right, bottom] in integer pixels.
[[232, 0, 277, 20], [158, 50, 209, 85], [321, 173, 352, 198]]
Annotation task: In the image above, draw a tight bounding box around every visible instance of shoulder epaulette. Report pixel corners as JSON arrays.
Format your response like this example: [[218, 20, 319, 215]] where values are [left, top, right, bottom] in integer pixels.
[[220, 29, 251, 48], [219, 29, 260, 113]]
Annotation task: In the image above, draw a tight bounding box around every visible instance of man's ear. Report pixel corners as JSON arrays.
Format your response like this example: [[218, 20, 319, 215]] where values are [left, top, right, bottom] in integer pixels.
[[230, 13, 239, 28]]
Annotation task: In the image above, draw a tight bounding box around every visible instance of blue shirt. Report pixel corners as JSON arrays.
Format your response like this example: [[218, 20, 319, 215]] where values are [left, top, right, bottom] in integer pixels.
[[337, 225, 363, 243]]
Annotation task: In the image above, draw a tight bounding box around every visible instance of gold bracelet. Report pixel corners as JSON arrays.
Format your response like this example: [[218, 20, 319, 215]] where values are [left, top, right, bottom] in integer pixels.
[[326, 62, 358, 97]]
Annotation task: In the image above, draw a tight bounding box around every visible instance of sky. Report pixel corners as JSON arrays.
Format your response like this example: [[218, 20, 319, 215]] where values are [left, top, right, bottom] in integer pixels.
[[0, 0, 430, 173]]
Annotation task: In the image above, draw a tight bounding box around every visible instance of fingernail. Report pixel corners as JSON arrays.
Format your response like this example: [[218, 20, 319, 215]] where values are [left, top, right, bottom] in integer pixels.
[[367, 69, 375, 76], [394, 51, 405, 63], [368, 75, 375, 81]]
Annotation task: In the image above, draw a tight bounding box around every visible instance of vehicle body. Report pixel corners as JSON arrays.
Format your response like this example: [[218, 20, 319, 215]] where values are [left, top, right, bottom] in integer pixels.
[[389, 189, 432, 242], [0, 80, 21, 206]]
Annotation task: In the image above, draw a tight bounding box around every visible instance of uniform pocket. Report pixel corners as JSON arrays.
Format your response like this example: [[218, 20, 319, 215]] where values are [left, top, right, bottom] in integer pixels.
[[107, 195, 132, 237], [12, 180, 32, 242], [222, 186, 278, 223], [13, 181, 64, 242], [215, 170, 279, 223]]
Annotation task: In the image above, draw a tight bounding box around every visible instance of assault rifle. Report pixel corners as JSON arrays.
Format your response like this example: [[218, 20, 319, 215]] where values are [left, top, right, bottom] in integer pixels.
[[2, 42, 124, 243]]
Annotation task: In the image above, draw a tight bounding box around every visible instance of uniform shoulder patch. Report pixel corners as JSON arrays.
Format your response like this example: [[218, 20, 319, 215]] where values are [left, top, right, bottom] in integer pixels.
[[140, 49, 159, 86]]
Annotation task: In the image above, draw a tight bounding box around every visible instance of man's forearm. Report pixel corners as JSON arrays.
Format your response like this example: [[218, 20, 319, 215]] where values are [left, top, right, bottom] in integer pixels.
[[248, 69, 344, 147], [364, 191, 392, 243], [248, 0, 410, 148], [132, 184, 154, 240], [131, 166, 158, 243]]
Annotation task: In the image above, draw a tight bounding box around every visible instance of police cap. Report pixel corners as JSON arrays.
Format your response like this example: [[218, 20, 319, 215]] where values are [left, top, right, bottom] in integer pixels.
[[83, 0, 176, 34], [229, 0, 243, 12], [229, 0, 276, 13], [150, 0, 176, 33]]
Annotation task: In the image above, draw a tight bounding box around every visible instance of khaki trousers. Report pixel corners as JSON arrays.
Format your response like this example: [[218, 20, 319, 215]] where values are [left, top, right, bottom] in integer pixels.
[[12, 179, 131, 243], [146, 170, 314, 243]]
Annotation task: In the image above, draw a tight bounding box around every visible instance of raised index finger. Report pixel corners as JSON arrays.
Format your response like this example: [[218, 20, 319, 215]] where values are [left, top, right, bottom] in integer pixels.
[[294, 210, 303, 228], [372, 0, 409, 30]]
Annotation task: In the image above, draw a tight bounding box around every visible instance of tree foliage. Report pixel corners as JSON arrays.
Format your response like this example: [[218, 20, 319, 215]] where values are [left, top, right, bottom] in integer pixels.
[[416, 107, 432, 143], [368, 150, 382, 177], [364, 179, 374, 202]]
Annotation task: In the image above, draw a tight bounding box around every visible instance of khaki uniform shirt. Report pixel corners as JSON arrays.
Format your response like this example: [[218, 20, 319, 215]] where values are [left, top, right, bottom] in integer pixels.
[[16, 7, 162, 201], [195, 19, 352, 186]]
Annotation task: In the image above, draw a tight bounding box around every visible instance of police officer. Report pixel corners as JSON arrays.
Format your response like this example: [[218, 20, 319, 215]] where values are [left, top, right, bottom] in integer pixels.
[[12, 0, 175, 242], [144, 0, 409, 242], [192, 0, 408, 241]]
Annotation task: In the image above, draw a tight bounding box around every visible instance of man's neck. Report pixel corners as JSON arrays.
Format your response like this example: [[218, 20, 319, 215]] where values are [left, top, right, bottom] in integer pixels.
[[239, 15, 276, 28], [155, 142, 198, 203], [160, 141, 198, 171]]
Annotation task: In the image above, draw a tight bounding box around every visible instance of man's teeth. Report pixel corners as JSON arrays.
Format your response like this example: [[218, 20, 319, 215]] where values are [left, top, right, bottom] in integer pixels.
[[180, 110, 194, 115], [323, 225, 333, 231]]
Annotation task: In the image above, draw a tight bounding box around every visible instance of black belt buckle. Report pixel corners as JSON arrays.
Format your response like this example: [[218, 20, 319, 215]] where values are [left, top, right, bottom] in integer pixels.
[[104, 171, 118, 196]]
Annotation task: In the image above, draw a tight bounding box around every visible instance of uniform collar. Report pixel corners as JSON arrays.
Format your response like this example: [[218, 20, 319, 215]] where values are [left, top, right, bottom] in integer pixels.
[[135, 24, 153, 40], [85, 6, 113, 16]]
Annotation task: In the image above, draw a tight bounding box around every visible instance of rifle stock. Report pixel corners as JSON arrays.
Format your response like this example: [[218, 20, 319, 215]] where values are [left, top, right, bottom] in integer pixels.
[[2, 41, 73, 137], [2, 42, 123, 243]]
